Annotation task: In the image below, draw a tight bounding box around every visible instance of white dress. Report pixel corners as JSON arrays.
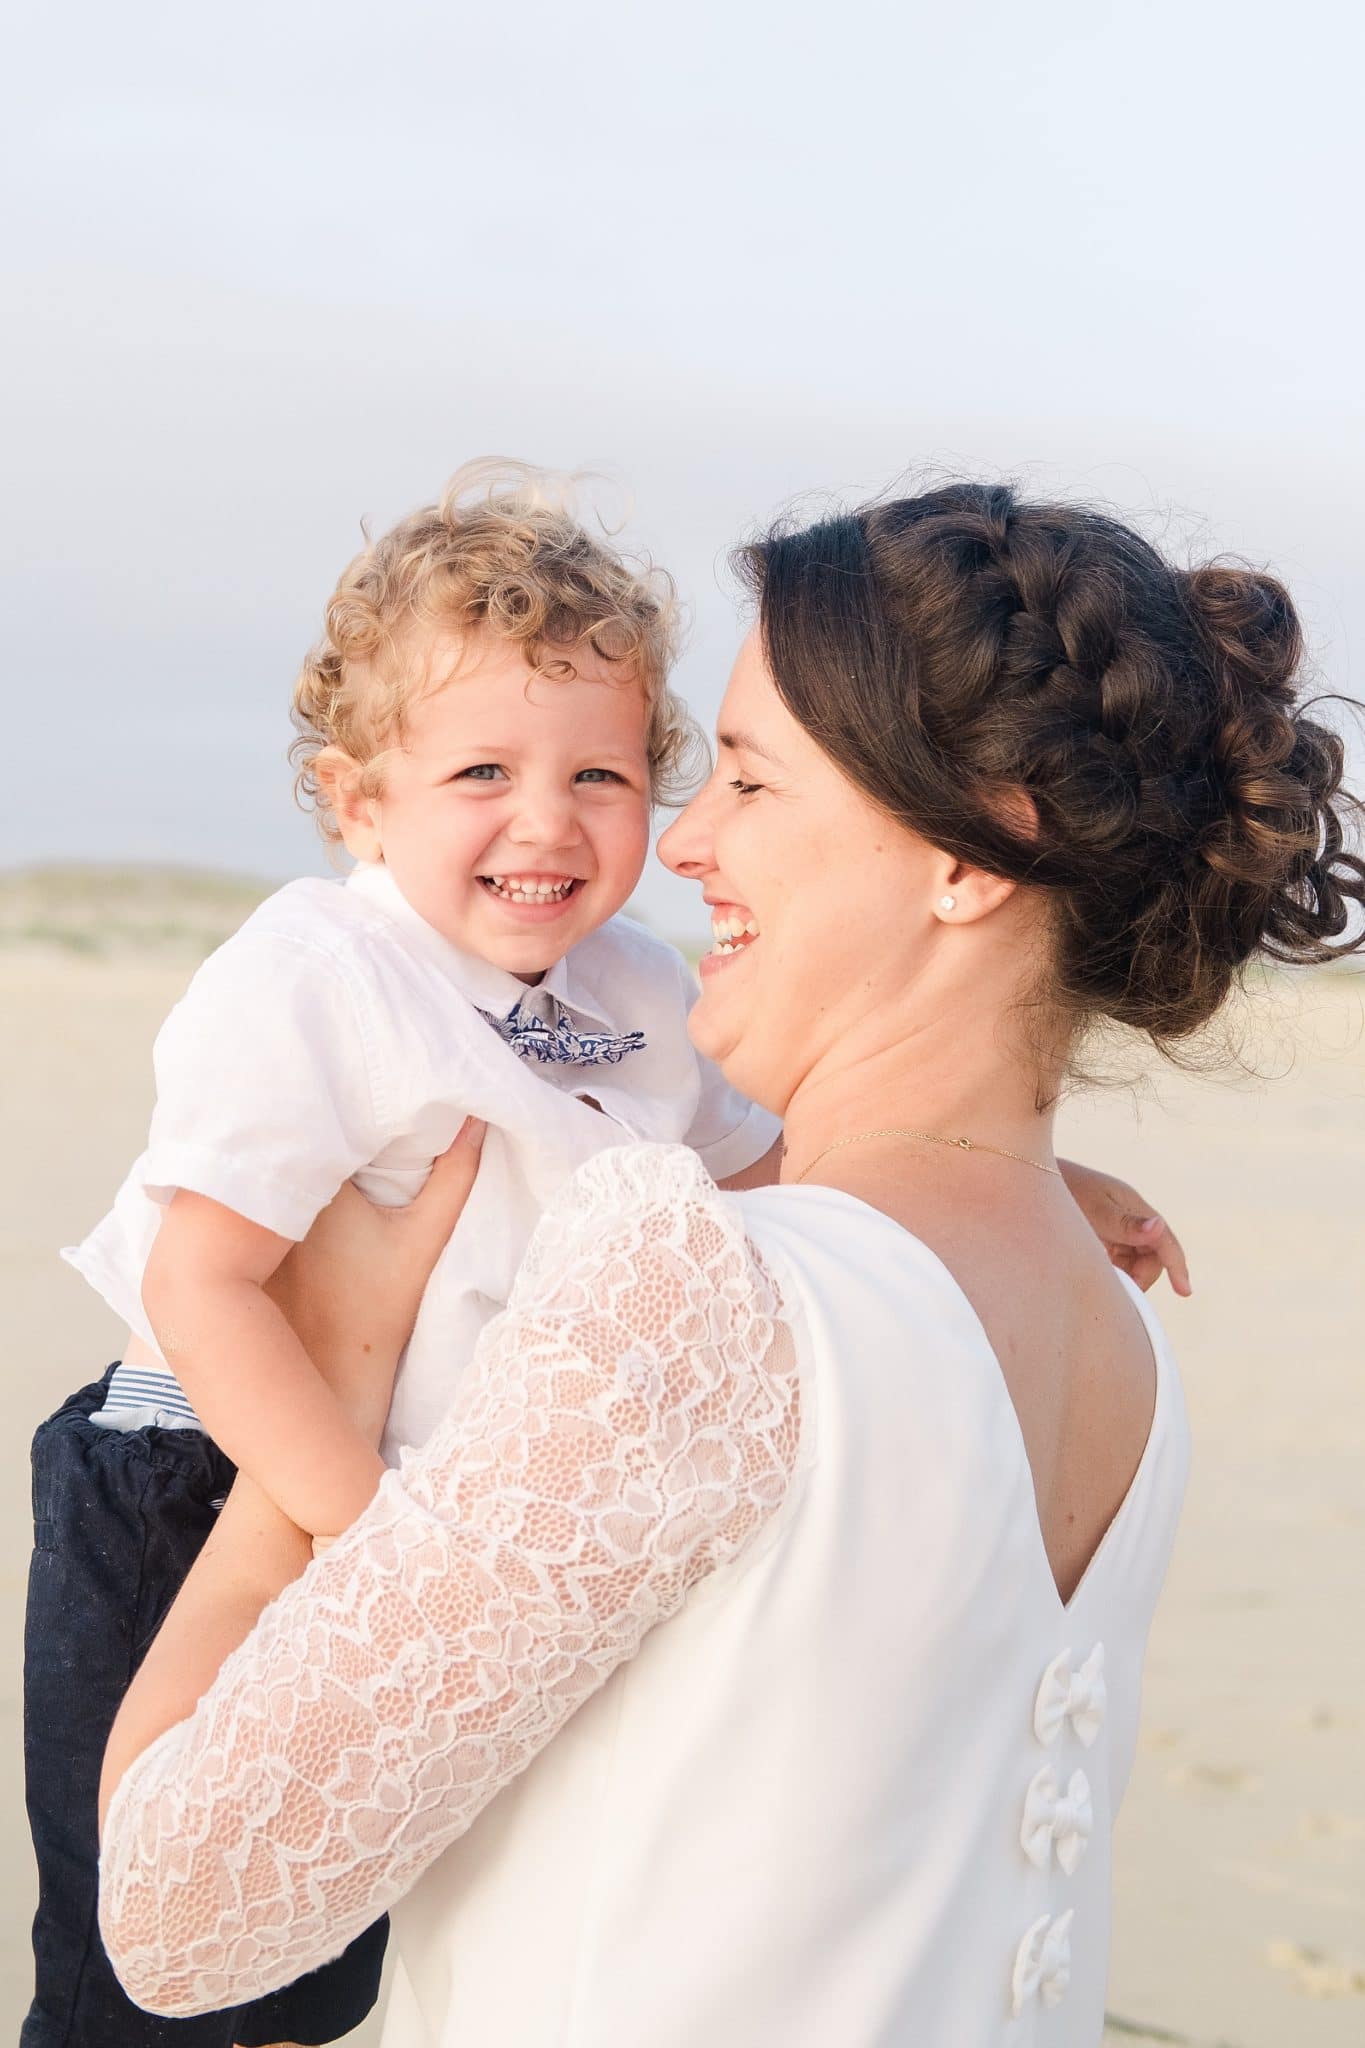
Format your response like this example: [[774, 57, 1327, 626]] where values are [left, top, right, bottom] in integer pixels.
[[99, 1144, 1189, 2046]]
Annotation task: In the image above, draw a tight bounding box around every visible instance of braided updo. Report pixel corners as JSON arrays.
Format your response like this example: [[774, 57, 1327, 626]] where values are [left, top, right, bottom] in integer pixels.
[[738, 483, 1364, 1049]]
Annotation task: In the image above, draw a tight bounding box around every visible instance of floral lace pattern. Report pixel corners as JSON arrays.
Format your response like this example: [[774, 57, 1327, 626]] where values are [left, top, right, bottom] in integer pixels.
[[98, 1145, 801, 2018]]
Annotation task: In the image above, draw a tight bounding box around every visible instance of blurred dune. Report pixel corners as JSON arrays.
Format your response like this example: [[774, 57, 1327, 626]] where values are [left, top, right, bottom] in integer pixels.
[[2, 867, 1362, 2047], [0, 863, 280, 960]]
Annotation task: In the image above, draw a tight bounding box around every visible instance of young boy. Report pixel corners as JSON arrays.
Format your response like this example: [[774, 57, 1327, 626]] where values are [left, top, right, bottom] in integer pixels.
[[26, 463, 780, 2048]]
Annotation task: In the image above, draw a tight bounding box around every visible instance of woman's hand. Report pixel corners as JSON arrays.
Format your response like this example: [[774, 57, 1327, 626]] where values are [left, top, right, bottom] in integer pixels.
[[265, 1118, 487, 1442], [1057, 1158, 1192, 1296]]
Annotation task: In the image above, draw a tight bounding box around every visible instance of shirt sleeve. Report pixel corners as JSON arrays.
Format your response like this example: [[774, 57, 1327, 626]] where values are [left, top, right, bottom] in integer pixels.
[[679, 964, 782, 1178], [685, 1065, 782, 1180], [98, 1143, 803, 2018], [140, 931, 388, 1240]]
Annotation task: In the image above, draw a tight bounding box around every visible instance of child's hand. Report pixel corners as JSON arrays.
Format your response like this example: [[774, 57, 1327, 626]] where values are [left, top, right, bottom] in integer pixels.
[[1057, 1158, 1192, 1297], [266, 1119, 488, 1440]]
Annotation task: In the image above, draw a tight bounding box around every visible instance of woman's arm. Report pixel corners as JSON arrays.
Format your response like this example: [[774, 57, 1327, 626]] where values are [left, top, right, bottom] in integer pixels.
[[97, 1144, 800, 2019], [99, 1476, 311, 1830], [99, 1119, 487, 1830]]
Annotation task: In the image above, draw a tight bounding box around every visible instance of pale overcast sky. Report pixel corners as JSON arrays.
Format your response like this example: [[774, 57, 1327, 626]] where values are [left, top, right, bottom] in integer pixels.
[[5, 0, 1361, 940]]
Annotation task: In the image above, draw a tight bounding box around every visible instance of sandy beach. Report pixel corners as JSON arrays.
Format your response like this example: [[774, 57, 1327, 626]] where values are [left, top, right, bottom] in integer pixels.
[[2, 894, 1362, 2046]]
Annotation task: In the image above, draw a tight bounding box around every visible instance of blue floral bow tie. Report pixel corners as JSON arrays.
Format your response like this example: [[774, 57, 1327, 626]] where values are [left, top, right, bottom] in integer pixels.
[[479, 1000, 646, 1068]]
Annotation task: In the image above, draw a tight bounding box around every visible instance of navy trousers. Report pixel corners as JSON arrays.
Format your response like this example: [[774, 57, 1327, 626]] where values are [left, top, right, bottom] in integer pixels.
[[22, 1367, 388, 2047]]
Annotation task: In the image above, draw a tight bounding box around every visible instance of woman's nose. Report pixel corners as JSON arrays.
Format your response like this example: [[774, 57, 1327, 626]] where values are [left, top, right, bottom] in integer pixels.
[[657, 788, 713, 878]]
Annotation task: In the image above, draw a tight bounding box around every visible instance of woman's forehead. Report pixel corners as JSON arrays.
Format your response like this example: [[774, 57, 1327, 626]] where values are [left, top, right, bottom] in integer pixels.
[[717, 631, 825, 775], [717, 630, 778, 733]]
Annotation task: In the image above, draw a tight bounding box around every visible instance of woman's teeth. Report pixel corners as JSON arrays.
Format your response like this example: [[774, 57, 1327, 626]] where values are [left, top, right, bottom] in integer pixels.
[[710, 913, 760, 956], [482, 876, 579, 904]]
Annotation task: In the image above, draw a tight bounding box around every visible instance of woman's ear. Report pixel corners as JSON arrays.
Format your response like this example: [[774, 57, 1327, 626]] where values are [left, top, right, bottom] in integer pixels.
[[314, 747, 384, 862], [932, 787, 1036, 924], [932, 859, 1017, 924]]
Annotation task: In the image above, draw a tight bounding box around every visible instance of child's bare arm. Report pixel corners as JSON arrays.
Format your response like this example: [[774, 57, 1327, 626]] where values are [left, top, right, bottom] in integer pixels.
[[141, 1191, 391, 1539]]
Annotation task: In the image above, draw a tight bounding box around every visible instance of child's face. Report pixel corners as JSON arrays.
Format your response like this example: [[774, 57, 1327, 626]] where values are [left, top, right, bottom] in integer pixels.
[[365, 630, 653, 980]]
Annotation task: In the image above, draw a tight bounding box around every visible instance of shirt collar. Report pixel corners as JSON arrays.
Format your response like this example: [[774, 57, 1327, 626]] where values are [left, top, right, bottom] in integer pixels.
[[537, 946, 617, 1031], [345, 862, 618, 1031]]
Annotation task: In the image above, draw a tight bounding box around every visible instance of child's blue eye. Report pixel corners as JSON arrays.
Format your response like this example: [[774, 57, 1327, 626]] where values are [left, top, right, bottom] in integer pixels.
[[729, 778, 764, 797], [577, 768, 625, 785], [456, 764, 506, 782]]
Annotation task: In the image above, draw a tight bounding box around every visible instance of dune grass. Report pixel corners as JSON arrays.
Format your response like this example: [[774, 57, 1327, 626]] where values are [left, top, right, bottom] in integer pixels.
[[0, 864, 282, 960]]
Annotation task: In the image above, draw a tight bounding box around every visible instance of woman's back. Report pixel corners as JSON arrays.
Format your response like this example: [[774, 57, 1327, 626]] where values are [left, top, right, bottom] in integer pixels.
[[840, 1155, 1165, 1609], [386, 1169, 1189, 2046]]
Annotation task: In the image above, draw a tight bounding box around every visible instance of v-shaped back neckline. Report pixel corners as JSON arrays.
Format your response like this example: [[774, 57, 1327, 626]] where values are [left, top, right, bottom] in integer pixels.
[[753, 1180, 1169, 1617]]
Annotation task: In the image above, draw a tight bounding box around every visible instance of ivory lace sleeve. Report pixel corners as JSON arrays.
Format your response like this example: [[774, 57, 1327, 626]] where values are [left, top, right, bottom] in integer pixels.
[[98, 1144, 801, 2018]]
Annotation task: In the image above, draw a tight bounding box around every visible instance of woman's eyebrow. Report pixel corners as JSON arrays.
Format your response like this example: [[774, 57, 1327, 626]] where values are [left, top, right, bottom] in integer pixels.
[[717, 727, 786, 766]]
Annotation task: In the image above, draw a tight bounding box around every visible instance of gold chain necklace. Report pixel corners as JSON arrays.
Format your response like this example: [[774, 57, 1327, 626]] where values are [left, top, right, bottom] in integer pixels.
[[792, 1126, 1063, 1184]]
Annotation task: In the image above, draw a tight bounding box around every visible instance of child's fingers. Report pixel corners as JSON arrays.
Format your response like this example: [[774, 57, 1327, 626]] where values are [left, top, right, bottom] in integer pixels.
[[1102, 1197, 1193, 1300], [1135, 1213, 1192, 1297], [1117, 1247, 1161, 1292]]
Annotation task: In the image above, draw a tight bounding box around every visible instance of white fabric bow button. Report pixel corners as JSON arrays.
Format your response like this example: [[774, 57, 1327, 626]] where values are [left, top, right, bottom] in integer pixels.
[[1033, 1642, 1106, 1747], [1011, 1907, 1074, 2017], [1021, 1764, 1093, 1874]]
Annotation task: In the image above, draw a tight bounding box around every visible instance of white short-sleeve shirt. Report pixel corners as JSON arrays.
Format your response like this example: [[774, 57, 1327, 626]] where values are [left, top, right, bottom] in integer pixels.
[[63, 862, 779, 1456]]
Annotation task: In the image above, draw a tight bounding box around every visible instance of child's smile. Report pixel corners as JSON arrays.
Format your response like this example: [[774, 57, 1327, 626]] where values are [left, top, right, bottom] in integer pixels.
[[476, 872, 587, 918]]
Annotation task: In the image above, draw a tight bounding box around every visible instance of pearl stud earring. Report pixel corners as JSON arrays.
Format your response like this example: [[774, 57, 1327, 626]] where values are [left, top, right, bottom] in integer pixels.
[[939, 893, 957, 912]]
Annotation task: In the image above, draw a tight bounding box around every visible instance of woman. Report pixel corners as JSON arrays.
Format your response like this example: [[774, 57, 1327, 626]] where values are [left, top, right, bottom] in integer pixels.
[[97, 484, 1362, 2043]]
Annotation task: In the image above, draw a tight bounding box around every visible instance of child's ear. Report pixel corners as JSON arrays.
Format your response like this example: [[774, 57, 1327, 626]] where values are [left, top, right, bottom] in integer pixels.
[[314, 747, 384, 863]]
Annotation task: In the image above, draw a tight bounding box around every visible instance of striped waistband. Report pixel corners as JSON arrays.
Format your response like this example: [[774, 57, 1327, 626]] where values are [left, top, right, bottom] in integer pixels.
[[91, 1361, 203, 1432]]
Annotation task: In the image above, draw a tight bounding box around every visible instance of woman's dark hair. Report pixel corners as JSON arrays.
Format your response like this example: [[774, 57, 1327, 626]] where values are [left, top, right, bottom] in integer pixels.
[[737, 483, 1365, 1048]]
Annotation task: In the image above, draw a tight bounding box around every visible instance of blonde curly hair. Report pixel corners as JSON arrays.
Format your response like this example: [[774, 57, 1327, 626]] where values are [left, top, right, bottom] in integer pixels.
[[291, 460, 702, 840]]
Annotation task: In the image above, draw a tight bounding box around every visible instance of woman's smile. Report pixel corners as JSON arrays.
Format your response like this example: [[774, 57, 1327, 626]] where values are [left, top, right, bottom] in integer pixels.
[[701, 900, 761, 976]]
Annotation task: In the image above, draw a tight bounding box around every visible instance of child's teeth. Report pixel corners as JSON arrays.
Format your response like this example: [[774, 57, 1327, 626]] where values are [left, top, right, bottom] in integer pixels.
[[486, 875, 576, 903]]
